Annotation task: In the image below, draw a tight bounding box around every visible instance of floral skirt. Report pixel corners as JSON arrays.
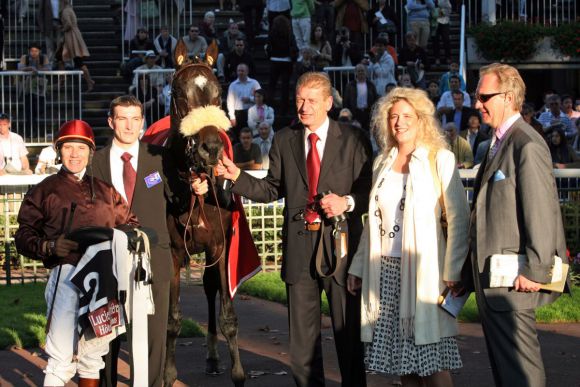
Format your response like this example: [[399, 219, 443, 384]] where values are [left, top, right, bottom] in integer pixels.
[[365, 256, 463, 377]]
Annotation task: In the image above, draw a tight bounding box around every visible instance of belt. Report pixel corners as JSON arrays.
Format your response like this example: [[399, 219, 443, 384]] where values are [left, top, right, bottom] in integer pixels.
[[305, 222, 321, 231]]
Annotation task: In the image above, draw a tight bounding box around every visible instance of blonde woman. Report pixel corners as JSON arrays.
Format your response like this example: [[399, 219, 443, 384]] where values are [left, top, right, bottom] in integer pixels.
[[348, 87, 469, 387]]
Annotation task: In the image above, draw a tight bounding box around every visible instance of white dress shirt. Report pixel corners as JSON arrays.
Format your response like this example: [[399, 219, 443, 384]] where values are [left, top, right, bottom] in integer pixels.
[[109, 141, 140, 203]]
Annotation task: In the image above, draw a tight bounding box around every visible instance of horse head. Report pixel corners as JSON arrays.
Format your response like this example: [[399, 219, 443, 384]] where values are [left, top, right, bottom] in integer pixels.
[[169, 39, 230, 176]]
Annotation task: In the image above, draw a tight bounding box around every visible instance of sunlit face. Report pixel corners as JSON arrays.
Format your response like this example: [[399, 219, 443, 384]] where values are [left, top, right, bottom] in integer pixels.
[[475, 73, 509, 129], [237, 64, 248, 80], [400, 74, 412, 88], [60, 142, 91, 174], [389, 100, 419, 147], [296, 85, 333, 131], [355, 65, 367, 82], [0, 119, 10, 136], [109, 105, 143, 149]]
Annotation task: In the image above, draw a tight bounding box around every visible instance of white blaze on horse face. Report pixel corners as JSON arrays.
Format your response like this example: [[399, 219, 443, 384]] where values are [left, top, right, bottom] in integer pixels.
[[194, 75, 208, 90], [109, 105, 143, 149]]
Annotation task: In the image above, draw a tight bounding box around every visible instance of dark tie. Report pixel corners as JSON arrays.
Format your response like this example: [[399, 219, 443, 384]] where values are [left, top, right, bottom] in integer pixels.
[[121, 152, 136, 207], [305, 133, 320, 224], [488, 136, 500, 160]]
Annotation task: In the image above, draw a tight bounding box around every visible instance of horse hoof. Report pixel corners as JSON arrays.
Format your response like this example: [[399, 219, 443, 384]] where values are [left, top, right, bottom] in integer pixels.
[[205, 359, 224, 376]]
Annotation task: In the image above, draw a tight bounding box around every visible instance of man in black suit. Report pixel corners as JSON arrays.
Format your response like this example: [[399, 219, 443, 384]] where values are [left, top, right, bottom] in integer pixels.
[[343, 63, 378, 133], [443, 89, 478, 132], [217, 72, 372, 386], [93, 95, 172, 387], [459, 111, 488, 154]]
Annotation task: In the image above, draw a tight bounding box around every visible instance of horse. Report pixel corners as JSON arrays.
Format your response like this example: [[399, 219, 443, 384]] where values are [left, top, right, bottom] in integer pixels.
[[149, 41, 260, 387]]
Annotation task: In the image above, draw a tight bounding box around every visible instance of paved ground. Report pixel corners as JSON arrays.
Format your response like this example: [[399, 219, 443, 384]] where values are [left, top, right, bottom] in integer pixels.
[[1, 282, 579, 386]]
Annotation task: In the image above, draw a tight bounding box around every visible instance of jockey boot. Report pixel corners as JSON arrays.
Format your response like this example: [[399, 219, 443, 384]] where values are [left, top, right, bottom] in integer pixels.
[[78, 378, 99, 387]]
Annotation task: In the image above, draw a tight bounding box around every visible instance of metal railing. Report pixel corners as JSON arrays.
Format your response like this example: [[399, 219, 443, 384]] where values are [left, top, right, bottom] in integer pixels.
[[0, 70, 83, 144], [323, 66, 356, 100], [121, 0, 194, 61], [1, 169, 580, 283], [133, 68, 174, 126], [465, 0, 578, 27]]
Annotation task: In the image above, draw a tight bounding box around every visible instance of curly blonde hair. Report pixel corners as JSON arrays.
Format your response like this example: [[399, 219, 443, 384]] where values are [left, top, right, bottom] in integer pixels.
[[371, 87, 448, 153]]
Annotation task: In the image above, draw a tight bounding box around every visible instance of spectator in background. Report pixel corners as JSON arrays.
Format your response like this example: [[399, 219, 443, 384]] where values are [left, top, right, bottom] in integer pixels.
[[368, 37, 396, 97], [266, 0, 291, 31], [473, 137, 491, 166], [290, 0, 314, 55], [562, 94, 580, 127], [0, 114, 32, 175], [547, 126, 580, 169], [199, 11, 218, 45], [398, 31, 429, 89], [222, 38, 255, 82], [253, 121, 274, 169], [538, 94, 575, 141], [459, 112, 488, 154], [309, 24, 332, 70], [385, 82, 397, 95], [220, 0, 237, 11], [35, 144, 59, 174], [344, 63, 378, 132], [37, 0, 60, 62], [427, 80, 441, 105], [218, 21, 246, 54], [161, 72, 173, 116], [56, 0, 94, 92], [368, 0, 399, 47], [315, 0, 335, 41], [132, 76, 161, 127], [154, 26, 177, 68], [266, 15, 297, 115], [369, 32, 398, 65], [332, 27, 362, 67], [18, 42, 50, 139], [295, 47, 319, 77], [432, 0, 452, 65], [444, 122, 473, 169], [335, 0, 369, 48], [131, 51, 164, 94], [441, 89, 478, 132], [182, 25, 208, 59], [240, 0, 265, 49], [438, 61, 466, 93], [521, 102, 545, 139], [406, 0, 434, 50], [125, 28, 155, 81], [247, 89, 275, 136], [437, 75, 471, 112], [398, 73, 414, 88], [227, 63, 261, 138], [233, 127, 262, 169]]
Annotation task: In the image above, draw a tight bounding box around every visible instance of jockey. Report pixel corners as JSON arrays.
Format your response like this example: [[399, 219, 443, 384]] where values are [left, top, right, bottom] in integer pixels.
[[15, 120, 139, 387]]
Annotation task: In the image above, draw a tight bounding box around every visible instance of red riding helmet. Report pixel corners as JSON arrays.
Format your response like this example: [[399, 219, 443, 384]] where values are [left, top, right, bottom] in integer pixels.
[[55, 120, 96, 150]]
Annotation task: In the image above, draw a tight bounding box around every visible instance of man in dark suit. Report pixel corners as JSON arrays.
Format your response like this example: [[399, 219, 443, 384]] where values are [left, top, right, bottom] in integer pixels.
[[443, 89, 478, 132], [469, 63, 567, 387], [343, 63, 378, 133], [217, 72, 372, 387], [92, 95, 172, 387]]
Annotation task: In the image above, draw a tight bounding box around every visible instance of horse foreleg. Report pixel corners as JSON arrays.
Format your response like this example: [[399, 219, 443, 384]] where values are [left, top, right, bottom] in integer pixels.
[[203, 265, 223, 375], [218, 259, 245, 387], [164, 252, 183, 387]]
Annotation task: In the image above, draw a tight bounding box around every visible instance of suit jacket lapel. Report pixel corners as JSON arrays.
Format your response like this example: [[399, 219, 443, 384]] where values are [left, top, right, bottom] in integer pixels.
[[96, 145, 113, 184], [319, 121, 341, 183], [289, 126, 308, 186], [134, 142, 149, 196], [479, 121, 520, 192]]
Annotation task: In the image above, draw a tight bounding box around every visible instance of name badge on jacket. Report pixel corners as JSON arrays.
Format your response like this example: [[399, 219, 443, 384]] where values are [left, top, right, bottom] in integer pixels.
[[144, 171, 162, 188]]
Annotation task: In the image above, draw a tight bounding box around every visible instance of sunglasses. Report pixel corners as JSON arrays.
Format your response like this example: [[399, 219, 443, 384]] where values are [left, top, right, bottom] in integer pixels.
[[475, 92, 505, 103]]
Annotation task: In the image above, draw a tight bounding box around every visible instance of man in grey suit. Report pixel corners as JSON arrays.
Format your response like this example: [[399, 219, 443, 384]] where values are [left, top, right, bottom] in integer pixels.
[[216, 72, 372, 386], [469, 63, 567, 387], [92, 95, 172, 387]]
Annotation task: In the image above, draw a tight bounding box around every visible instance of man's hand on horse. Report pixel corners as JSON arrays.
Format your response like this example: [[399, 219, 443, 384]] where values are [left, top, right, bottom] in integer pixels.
[[192, 177, 209, 196], [54, 234, 79, 257], [216, 155, 241, 182], [319, 193, 348, 219]]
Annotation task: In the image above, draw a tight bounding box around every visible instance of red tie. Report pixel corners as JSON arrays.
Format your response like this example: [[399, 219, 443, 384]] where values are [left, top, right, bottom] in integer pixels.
[[121, 152, 136, 207], [305, 133, 320, 224]]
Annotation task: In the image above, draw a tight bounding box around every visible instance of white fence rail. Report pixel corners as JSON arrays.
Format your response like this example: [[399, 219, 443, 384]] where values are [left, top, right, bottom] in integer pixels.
[[0, 70, 83, 143], [465, 0, 578, 26]]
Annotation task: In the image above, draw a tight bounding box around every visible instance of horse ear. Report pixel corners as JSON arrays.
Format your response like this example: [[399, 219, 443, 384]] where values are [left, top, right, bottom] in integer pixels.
[[205, 39, 219, 67], [174, 38, 190, 69]]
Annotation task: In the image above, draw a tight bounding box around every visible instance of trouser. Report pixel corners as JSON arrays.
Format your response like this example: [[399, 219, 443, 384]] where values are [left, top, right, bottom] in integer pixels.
[[44, 265, 109, 386], [291, 17, 311, 52], [315, 3, 335, 41], [433, 22, 451, 60], [241, 4, 265, 48], [409, 19, 430, 49], [267, 60, 292, 115]]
